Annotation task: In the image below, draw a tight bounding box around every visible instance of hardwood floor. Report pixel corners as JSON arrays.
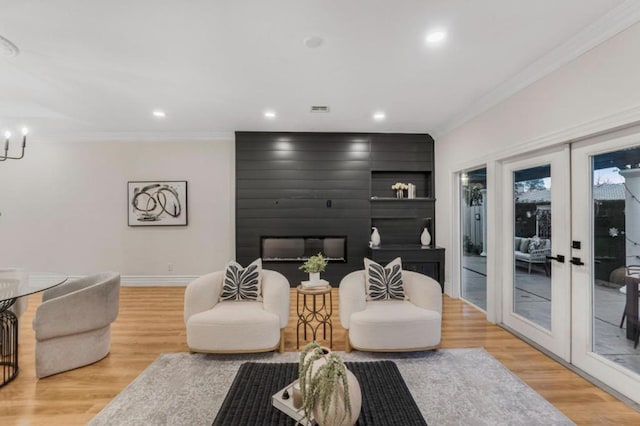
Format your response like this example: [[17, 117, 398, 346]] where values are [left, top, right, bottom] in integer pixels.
[[1, 287, 639, 425]]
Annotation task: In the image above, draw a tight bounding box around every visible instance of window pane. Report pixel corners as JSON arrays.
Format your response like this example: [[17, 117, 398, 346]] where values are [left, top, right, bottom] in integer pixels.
[[461, 168, 487, 310]]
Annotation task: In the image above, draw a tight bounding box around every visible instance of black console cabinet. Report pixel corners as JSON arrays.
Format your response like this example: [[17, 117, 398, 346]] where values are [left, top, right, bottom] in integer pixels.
[[369, 245, 445, 292]]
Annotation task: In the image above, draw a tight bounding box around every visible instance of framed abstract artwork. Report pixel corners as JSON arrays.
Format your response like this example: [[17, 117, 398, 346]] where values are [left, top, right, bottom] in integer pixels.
[[127, 180, 188, 226]]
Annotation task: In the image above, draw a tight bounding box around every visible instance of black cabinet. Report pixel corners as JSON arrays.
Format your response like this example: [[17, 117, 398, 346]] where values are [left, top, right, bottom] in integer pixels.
[[369, 245, 445, 292]]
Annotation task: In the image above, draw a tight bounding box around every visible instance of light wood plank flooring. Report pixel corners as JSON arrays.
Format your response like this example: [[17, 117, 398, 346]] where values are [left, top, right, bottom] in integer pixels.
[[1, 287, 639, 425]]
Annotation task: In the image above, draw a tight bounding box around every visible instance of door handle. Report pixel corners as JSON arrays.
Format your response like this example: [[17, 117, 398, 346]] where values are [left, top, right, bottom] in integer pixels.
[[570, 257, 585, 266], [546, 255, 565, 263]]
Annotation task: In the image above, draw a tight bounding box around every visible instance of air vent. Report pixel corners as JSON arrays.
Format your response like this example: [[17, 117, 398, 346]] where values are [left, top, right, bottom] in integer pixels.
[[310, 106, 330, 113]]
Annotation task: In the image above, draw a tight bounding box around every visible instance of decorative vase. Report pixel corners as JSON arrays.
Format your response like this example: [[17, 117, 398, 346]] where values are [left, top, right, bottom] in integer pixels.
[[421, 227, 431, 246], [396, 189, 404, 199], [309, 272, 320, 283], [313, 368, 361, 426], [370, 227, 381, 247], [301, 346, 362, 426]]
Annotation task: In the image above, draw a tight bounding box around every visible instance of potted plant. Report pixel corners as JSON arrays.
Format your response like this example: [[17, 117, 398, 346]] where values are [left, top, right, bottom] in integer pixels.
[[299, 342, 361, 426], [299, 252, 328, 282]]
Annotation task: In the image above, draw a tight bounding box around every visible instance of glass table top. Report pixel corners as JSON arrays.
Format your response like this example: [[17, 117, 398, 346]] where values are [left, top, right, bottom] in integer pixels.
[[0, 269, 68, 302]]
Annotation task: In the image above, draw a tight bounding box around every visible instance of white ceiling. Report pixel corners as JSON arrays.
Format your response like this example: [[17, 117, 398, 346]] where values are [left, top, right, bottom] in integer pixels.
[[0, 0, 637, 141]]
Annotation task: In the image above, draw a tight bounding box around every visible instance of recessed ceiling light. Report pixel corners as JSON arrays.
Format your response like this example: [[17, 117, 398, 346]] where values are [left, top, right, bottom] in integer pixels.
[[304, 36, 324, 49], [373, 111, 386, 121], [264, 110, 277, 119], [152, 110, 166, 118], [426, 31, 446, 44]]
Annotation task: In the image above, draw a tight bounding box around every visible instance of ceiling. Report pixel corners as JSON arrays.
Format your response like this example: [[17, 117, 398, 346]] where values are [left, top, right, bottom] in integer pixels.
[[0, 0, 637, 142]]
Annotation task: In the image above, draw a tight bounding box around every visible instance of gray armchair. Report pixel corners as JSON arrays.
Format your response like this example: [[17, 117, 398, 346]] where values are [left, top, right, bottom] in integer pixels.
[[32, 272, 120, 378]]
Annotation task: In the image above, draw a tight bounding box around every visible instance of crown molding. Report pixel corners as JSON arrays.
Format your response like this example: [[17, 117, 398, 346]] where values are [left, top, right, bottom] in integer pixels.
[[448, 103, 640, 174], [434, 0, 640, 139], [35, 131, 234, 144]]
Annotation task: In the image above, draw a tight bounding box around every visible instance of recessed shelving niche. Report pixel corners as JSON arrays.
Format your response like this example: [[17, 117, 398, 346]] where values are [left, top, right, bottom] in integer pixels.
[[371, 171, 432, 199]]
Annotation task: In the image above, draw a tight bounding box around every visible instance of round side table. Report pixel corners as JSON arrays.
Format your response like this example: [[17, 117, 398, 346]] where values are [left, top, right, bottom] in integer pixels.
[[296, 284, 333, 349]]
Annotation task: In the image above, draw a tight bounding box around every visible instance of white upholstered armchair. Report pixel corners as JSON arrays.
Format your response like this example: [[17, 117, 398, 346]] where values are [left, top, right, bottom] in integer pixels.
[[184, 269, 290, 353], [32, 272, 120, 378], [339, 270, 442, 352]]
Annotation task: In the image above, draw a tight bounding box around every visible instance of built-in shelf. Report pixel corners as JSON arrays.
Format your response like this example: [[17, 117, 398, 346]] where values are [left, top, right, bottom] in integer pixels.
[[371, 171, 432, 199], [370, 168, 435, 247]]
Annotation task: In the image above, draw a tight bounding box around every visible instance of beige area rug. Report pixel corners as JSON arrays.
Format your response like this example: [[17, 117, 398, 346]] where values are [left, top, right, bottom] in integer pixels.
[[89, 348, 574, 426]]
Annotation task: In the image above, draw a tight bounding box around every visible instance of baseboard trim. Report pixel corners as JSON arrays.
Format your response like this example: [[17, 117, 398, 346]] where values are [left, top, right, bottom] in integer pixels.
[[121, 275, 196, 286], [36, 274, 196, 287]]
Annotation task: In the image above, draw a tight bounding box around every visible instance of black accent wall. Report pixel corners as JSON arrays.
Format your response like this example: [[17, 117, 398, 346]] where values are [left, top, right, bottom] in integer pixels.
[[236, 131, 435, 286]]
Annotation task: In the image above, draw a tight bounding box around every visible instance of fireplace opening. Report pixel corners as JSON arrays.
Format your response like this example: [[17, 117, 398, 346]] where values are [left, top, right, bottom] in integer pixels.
[[261, 236, 347, 262]]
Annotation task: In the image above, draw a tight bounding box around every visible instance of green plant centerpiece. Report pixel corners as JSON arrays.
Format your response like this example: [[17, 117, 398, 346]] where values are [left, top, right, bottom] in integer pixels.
[[299, 252, 328, 282], [298, 341, 361, 426], [299, 252, 328, 274]]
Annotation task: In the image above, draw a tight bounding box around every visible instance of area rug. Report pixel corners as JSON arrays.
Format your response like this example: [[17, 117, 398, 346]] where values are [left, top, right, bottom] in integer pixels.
[[213, 361, 426, 425], [89, 348, 574, 426]]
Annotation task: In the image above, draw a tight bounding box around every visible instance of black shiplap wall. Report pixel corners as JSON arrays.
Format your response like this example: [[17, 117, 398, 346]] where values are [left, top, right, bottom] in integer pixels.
[[236, 131, 434, 286]]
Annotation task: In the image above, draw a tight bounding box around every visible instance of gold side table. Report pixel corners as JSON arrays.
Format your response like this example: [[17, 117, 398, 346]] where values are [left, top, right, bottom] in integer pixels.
[[296, 284, 333, 349]]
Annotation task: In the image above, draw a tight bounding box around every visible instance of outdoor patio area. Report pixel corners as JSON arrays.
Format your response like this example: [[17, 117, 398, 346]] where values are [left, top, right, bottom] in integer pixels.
[[462, 254, 640, 374]]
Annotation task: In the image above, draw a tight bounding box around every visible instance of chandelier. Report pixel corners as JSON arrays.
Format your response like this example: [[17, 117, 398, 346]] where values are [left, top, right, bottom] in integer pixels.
[[1, 128, 28, 161]]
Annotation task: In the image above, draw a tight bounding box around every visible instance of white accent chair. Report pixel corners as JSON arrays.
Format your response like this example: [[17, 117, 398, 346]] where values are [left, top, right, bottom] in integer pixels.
[[32, 272, 120, 378], [339, 270, 442, 352], [184, 269, 290, 353]]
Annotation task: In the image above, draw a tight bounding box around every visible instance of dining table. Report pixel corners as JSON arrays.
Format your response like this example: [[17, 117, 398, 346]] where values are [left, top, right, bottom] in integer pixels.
[[0, 269, 68, 386]]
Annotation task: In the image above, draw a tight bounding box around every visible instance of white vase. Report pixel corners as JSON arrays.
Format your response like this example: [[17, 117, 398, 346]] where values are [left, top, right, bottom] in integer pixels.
[[309, 272, 320, 282], [421, 227, 431, 246], [302, 347, 362, 426], [370, 227, 381, 247], [313, 368, 362, 426]]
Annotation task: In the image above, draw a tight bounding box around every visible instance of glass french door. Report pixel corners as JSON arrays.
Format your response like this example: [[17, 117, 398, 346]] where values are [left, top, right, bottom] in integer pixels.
[[571, 136, 640, 403], [502, 146, 571, 361], [460, 167, 487, 311]]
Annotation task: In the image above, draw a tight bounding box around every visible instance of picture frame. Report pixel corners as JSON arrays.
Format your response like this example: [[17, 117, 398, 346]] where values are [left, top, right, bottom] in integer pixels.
[[127, 180, 188, 226]]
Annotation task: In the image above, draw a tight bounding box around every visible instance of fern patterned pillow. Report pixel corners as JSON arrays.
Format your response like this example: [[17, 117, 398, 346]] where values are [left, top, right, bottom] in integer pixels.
[[220, 258, 262, 301], [364, 257, 405, 301]]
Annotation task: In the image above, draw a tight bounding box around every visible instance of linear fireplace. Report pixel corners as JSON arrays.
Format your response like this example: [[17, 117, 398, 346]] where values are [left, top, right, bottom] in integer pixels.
[[261, 236, 347, 262]]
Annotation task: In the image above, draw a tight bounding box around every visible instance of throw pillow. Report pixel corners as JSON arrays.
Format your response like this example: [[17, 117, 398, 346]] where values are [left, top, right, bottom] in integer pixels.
[[220, 258, 262, 301], [529, 236, 542, 250], [364, 257, 405, 301], [519, 238, 531, 253]]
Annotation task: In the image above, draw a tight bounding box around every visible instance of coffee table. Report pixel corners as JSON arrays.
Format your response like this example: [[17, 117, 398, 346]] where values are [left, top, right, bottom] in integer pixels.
[[213, 360, 427, 425]]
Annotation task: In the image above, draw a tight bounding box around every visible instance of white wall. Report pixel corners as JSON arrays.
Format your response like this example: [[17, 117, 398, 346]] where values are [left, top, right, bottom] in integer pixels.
[[0, 139, 235, 283], [436, 22, 640, 297]]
